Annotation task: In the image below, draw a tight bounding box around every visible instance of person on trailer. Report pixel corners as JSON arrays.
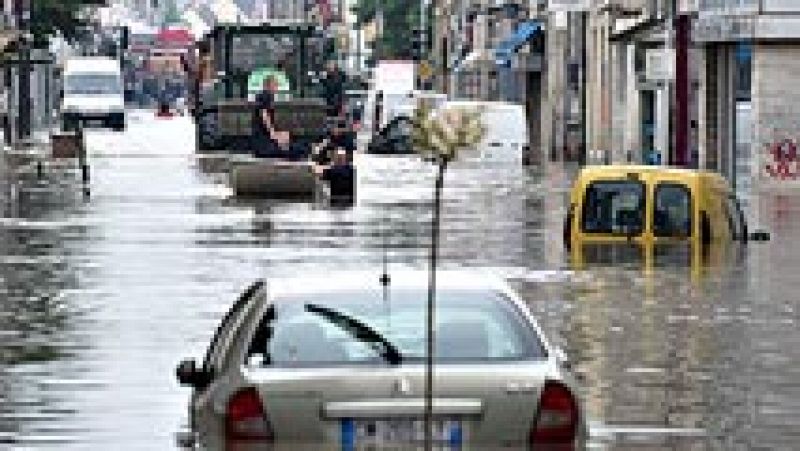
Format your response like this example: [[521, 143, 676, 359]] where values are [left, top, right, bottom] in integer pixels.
[[251, 75, 305, 159]]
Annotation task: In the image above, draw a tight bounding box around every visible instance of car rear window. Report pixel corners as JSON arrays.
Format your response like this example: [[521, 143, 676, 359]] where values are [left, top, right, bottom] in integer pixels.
[[581, 180, 645, 235], [245, 289, 545, 367]]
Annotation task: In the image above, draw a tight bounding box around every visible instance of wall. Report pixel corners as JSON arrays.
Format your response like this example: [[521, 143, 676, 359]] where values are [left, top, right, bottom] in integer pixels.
[[752, 43, 800, 189]]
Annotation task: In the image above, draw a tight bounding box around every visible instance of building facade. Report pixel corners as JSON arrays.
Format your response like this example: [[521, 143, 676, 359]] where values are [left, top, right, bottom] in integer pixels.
[[1, 0, 57, 147], [431, 0, 547, 163], [597, 0, 800, 199], [422, 0, 800, 197]]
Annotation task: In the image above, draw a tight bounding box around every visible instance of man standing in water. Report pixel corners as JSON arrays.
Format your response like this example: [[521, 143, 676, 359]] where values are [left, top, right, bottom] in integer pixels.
[[314, 149, 355, 203]]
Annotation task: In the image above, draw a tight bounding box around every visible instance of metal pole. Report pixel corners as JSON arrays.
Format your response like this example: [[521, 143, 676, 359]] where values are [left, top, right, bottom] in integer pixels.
[[674, 10, 689, 166], [78, 125, 90, 198], [419, 0, 428, 90], [357, 27, 361, 74], [425, 160, 445, 451], [580, 11, 587, 166], [224, 29, 232, 98], [376, 1, 383, 60], [17, 0, 31, 141]]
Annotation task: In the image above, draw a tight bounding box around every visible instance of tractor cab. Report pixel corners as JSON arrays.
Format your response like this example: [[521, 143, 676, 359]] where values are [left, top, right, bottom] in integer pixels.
[[192, 22, 330, 154]]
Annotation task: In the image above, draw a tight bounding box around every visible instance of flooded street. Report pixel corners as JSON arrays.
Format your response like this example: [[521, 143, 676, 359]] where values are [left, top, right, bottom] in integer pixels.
[[0, 112, 797, 449]]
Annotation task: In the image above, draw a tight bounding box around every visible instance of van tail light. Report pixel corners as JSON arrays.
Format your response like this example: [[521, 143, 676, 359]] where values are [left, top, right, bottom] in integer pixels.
[[530, 381, 579, 448], [225, 387, 273, 442]]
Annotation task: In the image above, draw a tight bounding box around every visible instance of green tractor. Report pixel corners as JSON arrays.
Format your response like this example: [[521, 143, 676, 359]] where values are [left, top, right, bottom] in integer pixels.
[[192, 22, 330, 154]]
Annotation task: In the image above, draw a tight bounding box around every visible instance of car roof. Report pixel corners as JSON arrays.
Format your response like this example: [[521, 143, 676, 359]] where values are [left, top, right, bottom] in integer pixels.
[[65, 57, 121, 73], [578, 165, 732, 187], [579, 164, 708, 177], [266, 269, 509, 298]]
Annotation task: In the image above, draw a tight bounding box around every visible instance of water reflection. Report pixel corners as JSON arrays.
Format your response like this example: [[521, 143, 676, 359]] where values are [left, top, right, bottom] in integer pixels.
[[569, 240, 744, 283], [0, 180, 94, 446]]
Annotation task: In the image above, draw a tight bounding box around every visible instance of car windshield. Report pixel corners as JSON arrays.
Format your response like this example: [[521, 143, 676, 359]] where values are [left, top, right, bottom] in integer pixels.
[[581, 180, 645, 235], [65, 73, 121, 95], [245, 289, 545, 367]]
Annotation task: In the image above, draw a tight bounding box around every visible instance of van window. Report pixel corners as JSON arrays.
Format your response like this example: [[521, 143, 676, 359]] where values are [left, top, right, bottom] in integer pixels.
[[723, 195, 746, 240], [581, 181, 645, 235], [65, 73, 121, 95], [653, 183, 692, 237]]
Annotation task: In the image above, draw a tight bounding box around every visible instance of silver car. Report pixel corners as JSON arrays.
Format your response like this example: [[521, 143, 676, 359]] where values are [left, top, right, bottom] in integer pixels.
[[176, 270, 586, 450]]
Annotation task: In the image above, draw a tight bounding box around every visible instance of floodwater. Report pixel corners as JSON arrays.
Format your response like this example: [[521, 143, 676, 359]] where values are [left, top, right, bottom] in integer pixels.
[[0, 111, 797, 449]]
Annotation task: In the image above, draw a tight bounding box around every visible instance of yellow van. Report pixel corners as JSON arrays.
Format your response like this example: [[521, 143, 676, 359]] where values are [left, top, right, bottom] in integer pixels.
[[564, 165, 764, 251]]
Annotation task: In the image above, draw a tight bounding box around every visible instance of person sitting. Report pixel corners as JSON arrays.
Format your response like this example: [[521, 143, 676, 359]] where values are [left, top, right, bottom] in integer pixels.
[[314, 149, 355, 202], [251, 76, 304, 159]]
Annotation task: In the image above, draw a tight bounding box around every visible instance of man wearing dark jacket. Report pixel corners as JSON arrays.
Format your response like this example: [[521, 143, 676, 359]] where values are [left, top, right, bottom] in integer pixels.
[[314, 149, 355, 203], [252, 76, 293, 158]]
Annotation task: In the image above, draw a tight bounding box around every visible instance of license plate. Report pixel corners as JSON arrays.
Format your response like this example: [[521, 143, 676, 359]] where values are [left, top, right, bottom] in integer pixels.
[[341, 418, 463, 449]]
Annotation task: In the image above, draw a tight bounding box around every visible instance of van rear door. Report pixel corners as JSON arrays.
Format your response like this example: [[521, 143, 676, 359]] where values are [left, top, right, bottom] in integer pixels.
[[482, 106, 528, 163]]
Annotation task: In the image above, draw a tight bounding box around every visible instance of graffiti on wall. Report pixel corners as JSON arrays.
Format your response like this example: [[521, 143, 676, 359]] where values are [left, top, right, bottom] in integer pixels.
[[765, 139, 799, 180]]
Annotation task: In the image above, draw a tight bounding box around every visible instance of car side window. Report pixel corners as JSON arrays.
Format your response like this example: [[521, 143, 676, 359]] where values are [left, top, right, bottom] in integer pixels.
[[653, 183, 692, 238]]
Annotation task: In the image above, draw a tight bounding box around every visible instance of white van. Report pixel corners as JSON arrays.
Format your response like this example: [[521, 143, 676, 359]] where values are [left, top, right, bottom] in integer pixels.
[[61, 57, 125, 131], [438, 100, 529, 163]]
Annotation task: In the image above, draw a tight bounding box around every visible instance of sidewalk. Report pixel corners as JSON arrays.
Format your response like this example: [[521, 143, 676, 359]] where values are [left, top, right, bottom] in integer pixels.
[[0, 128, 59, 210]]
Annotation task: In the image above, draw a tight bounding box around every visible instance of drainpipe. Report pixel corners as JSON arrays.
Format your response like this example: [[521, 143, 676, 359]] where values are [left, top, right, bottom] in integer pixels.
[[674, 12, 689, 166]]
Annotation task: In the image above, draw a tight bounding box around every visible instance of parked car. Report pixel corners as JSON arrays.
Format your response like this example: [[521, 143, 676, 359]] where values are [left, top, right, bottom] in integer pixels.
[[367, 116, 414, 155], [176, 270, 586, 450], [563, 165, 770, 251]]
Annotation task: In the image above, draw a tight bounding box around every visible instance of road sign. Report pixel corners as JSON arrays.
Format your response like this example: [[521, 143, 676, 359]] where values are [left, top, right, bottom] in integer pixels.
[[645, 48, 674, 81]]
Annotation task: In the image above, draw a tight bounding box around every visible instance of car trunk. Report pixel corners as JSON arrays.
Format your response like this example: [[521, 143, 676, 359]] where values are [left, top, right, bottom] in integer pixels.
[[245, 362, 548, 448]]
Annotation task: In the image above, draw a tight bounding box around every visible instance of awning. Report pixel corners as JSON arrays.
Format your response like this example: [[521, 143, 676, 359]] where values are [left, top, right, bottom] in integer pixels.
[[494, 20, 543, 67]]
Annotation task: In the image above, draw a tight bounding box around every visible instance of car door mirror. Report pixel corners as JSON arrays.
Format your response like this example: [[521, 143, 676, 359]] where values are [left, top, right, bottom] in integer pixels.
[[749, 230, 770, 242], [176, 358, 211, 389], [553, 347, 571, 370]]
